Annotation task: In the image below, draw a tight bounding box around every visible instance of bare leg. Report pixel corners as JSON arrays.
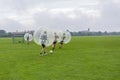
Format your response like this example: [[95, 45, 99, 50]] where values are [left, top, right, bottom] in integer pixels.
[[59, 43, 62, 48], [52, 44, 56, 51]]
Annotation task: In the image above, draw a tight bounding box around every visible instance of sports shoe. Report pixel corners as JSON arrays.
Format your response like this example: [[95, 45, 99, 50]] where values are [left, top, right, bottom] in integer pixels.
[[44, 52, 47, 56], [40, 53, 43, 56]]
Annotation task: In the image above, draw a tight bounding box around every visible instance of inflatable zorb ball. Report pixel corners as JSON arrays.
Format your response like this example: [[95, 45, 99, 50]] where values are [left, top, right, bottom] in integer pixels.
[[58, 31, 71, 44], [24, 33, 33, 42], [57, 31, 63, 42], [33, 28, 54, 47]]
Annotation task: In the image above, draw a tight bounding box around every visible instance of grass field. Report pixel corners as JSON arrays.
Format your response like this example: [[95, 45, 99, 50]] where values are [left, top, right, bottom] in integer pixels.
[[0, 36, 120, 80]]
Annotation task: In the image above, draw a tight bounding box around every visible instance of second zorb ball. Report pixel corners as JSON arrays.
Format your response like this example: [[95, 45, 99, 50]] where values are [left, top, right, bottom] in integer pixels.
[[33, 28, 54, 47], [24, 33, 33, 42]]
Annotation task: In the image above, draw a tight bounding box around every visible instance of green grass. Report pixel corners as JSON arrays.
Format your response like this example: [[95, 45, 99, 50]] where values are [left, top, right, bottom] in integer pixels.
[[0, 36, 120, 80]]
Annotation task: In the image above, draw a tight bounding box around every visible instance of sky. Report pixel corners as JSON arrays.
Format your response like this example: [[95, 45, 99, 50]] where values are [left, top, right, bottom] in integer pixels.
[[0, 0, 120, 32]]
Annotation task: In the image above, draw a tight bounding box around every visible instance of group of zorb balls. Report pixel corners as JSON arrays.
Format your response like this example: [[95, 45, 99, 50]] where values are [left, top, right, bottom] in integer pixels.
[[24, 27, 71, 55]]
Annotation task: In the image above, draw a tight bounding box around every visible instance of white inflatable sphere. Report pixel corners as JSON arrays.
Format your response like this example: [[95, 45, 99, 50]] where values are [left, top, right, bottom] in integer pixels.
[[33, 28, 54, 47], [58, 31, 71, 44], [57, 31, 63, 42], [24, 33, 33, 42], [33, 27, 43, 45]]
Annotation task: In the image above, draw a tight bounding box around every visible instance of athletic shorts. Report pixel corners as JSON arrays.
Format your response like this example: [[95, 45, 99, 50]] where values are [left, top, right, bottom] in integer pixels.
[[60, 41, 64, 44], [53, 41, 57, 44], [42, 44, 46, 48]]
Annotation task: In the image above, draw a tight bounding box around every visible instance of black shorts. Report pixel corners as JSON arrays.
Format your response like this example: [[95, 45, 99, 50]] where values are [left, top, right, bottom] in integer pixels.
[[53, 41, 57, 44], [42, 44, 46, 48], [60, 41, 64, 44]]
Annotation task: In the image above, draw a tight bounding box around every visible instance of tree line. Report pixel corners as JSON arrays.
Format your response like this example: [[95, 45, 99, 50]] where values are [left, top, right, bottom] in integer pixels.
[[70, 31, 120, 36], [0, 30, 120, 37], [0, 30, 12, 37]]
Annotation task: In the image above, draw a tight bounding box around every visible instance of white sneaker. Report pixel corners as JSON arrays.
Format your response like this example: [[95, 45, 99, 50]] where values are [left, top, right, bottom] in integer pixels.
[[40, 53, 43, 56], [44, 53, 47, 55]]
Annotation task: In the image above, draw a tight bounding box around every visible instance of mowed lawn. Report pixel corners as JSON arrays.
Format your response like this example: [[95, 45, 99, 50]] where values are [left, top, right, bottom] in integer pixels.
[[0, 36, 120, 80]]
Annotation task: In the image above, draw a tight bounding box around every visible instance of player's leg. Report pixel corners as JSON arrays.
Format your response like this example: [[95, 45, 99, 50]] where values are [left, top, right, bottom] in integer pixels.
[[59, 41, 63, 48], [52, 42, 56, 51], [40, 44, 45, 56]]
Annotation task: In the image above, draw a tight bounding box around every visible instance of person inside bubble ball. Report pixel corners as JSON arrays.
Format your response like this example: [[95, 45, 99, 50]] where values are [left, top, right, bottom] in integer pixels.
[[40, 31, 47, 56], [50, 32, 59, 53], [27, 35, 29, 44], [59, 33, 66, 48]]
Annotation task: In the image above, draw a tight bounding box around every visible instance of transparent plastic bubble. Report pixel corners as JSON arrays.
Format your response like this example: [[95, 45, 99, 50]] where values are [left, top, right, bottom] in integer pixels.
[[58, 31, 71, 44], [33, 27, 54, 47], [57, 31, 63, 42], [24, 33, 33, 42]]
